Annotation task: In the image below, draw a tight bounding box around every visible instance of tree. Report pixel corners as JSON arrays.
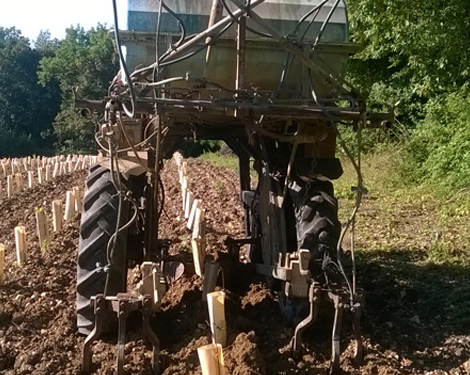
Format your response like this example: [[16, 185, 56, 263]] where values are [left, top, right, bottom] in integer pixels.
[[346, 0, 470, 124], [0, 27, 59, 157], [38, 25, 119, 153]]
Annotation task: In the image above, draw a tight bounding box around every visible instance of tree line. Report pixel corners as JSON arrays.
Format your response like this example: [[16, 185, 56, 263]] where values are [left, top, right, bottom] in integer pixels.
[[1, 0, 469, 189], [0, 25, 117, 157]]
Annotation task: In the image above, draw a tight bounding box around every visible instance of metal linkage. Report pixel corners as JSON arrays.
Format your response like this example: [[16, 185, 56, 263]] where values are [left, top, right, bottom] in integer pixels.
[[291, 283, 320, 359], [82, 295, 105, 373], [286, 285, 365, 373], [81, 294, 161, 375]]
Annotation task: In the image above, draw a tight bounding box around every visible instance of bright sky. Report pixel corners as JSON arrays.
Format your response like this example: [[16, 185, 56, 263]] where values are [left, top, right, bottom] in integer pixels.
[[0, 0, 127, 42]]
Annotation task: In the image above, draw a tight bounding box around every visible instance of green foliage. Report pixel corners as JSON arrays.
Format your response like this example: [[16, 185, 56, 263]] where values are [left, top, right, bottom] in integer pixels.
[[174, 138, 222, 158], [38, 25, 118, 153], [404, 85, 470, 190], [0, 27, 60, 156], [347, 0, 470, 124]]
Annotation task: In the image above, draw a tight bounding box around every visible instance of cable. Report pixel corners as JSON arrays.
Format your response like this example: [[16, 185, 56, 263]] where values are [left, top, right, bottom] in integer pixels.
[[313, 0, 341, 49], [112, 0, 136, 118], [153, 0, 164, 86], [219, 0, 272, 38]]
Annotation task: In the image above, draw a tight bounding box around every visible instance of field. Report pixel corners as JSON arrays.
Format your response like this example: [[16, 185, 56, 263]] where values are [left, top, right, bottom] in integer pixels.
[[0, 152, 469, 374]]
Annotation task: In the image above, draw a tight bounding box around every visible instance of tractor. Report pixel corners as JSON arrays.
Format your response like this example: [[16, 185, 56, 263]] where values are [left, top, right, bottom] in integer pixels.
[[76, 0, 391, 373]]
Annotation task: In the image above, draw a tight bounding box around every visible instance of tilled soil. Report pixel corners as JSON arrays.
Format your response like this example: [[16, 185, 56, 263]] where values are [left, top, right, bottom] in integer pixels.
[[0, 159, 469, 375]]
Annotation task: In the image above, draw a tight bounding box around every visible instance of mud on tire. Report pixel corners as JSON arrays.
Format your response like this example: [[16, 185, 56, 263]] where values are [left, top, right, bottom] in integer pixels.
[[76, 165, 129, 335]]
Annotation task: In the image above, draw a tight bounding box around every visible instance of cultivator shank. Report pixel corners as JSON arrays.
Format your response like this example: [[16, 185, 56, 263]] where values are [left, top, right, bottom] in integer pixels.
[[82, 261, 166, 375]]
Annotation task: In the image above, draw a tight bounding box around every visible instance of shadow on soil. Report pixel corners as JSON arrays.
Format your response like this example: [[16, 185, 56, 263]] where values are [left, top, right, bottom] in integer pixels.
[[357, 248, 470, 372]]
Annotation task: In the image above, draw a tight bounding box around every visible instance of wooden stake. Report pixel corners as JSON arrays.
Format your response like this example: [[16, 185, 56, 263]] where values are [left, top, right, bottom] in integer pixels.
[[52, 200, 63, 232], [188, 199, 201, 230], [185, 191, 194, 219], [15, 173, 24, 191], [28, 171, 34, 188], [64, 191, 75, 220], [35, 209, 50, 250], [52, 163, 58, 178], [0, 244, 4, 285], [197, 343, 224, 375], [192, 208, 205, 239], [14, 226, 26, 265], [191, 208, 206, 277], [38, 167, 44, 184], [207, 291, 227, 347], [73, 186, 81, 212], [45, 164, 51, 181], [7, 175, 14, 197]]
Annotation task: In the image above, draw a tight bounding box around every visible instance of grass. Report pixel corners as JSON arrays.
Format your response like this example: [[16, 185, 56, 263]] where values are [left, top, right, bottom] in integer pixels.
[[199, 152, 239, 171], [336, 145, 470, 266], [200, 147, 470, 265], [337, 145, 470, 335]]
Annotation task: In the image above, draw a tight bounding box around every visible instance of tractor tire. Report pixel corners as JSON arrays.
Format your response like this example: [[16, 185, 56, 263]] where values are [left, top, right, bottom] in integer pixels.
[[293, 179, 341, 282], [280, 178, 341, 325], [76, 164, 129, 335]]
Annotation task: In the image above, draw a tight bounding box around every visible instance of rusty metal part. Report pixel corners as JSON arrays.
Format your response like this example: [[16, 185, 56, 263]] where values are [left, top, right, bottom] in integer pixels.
[[81, 293, 161, 375], [142, 296, 161, 374], [352, 289, 365, 366], [82, 295, 105, 372], [291, 283, 321, 359], [328, 292, 346, 375], [117, 298, 129, 374]]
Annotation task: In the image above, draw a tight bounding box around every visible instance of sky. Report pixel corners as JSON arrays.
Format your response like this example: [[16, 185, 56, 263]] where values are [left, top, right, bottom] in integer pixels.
[[0, 0, 127, 42]]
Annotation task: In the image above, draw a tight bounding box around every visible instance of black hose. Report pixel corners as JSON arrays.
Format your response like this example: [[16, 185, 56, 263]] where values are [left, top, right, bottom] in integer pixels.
[[112, 0, 136, 118], [219, 0, 272, 38]]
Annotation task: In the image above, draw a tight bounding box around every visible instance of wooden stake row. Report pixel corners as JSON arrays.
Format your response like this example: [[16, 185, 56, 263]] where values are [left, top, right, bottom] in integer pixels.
[[0, 154, 99, 177], [0, 186, 82, 284], [174, 153, 228, 374], [173, 153, 207, 277], [1, 155, 97, 199]]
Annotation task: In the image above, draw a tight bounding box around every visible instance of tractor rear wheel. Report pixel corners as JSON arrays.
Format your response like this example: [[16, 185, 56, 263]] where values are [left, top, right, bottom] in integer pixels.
[[76, 164, 129, 335], [279, 178, 341, 325]]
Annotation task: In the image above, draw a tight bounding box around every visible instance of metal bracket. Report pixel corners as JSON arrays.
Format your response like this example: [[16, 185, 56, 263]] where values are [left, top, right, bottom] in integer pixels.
[[291, 282, 321, 358], [81, 293, 162, 375]]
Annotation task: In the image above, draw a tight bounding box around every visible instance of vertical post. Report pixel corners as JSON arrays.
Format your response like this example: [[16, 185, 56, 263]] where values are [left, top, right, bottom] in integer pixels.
[[38, 167, 44, 184], [235, 7, 246, 118], [53, 162, 59, 178], [15, 173, 24, 191], [52, 200, 63, 232], [0, 243, 4, 285], [64, 191, 76, 220], [192, 208, 206, 277], [188, 199, 201, 230], [185, 191, 194, 219], [73, 186, 81, 212], [36, 209, 50, 250], [14, 226, 27, 265], [207, 291, 227, 347], [7, 175, 14, 197], [28, 171, 34, 188], [45, 164, 51, 181], [197, 343, 225, 375]]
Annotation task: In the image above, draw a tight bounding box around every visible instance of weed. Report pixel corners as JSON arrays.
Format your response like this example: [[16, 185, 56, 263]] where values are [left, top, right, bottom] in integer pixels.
[[214, 179, 224, 193]]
